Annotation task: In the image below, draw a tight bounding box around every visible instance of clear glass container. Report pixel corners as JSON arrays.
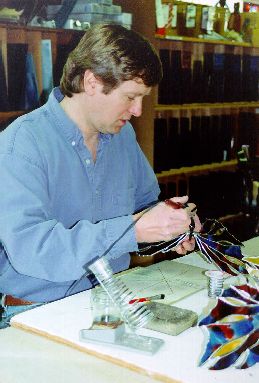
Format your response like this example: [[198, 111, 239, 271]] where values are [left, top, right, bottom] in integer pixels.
[[90, 287, 122, 328]]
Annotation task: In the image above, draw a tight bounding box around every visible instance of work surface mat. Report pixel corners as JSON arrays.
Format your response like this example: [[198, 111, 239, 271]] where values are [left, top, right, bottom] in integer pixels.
[[119, 260, 207, 304], [11, 255, 258, 383]]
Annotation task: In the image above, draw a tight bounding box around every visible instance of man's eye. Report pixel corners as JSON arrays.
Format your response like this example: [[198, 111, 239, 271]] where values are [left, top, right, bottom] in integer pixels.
[[127, 96, 135, 101]]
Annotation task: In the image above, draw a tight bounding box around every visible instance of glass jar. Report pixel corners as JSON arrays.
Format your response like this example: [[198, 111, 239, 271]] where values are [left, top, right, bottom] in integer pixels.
[[90, 287, 122, 327]]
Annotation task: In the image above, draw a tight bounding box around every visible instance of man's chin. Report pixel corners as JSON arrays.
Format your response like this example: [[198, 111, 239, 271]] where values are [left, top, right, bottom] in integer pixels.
[[118, 119, 127, 128], [114, 120, 127, 132], [104, 121, 127, 135]]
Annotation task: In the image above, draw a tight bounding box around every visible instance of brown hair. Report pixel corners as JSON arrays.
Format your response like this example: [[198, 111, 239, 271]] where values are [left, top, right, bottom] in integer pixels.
[[60, 24, 162, 97]]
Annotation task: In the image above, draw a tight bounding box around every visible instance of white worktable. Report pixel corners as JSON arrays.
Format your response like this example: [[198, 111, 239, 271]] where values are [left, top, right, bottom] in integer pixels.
[[1, 237, 258, 383]]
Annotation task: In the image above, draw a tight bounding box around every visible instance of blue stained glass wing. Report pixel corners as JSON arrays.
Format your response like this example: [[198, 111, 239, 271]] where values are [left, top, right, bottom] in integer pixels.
[[199, 284, 259, 370]]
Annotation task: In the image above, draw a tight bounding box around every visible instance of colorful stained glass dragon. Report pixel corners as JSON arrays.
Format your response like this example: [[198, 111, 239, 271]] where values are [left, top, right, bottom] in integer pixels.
[[136, 200, 259, 370]]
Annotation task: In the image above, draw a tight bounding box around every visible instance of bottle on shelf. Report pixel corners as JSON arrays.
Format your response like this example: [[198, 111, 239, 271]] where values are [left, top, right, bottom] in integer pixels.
[[214, 0, 231, 36], [184, 3, 197, 37], [228, 2, 241, 33], [200, 5, 216, 36], [165, 1, 178, 37]]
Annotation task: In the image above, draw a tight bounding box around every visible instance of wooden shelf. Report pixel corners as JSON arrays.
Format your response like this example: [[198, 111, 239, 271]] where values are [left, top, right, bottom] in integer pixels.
[[155, 102, 259, 112], [156, 160, 238, 182], [156, 34, 253, 47], [0, 24, 83, 123], [0, 22, 81, 34]]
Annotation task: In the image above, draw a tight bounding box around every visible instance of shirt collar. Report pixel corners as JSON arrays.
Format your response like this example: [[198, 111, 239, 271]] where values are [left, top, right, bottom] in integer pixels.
[[46, 87, 113, 146]]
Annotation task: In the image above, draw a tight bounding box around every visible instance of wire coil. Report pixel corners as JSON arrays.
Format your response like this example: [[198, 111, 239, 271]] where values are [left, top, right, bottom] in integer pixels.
[[88, 257, 154, 330]]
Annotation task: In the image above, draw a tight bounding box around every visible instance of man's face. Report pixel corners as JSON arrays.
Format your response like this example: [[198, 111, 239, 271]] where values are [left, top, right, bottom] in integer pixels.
[[88, 78, 151, 135]]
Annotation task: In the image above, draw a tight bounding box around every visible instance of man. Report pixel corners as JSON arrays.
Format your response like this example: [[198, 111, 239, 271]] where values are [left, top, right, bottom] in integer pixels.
[[0, 24, 200, 328]]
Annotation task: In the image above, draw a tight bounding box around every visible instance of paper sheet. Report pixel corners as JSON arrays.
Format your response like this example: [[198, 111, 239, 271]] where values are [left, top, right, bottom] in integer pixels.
[[118, 260, 207, 304]]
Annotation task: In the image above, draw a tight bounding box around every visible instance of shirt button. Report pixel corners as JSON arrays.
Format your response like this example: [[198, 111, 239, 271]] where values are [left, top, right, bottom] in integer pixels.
[[85, 159, 91, 165], [71, 141, 76, 146]]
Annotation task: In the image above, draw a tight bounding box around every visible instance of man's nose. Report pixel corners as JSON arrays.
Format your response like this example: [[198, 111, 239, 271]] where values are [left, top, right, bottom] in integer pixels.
[[129, 99, 142, 117]]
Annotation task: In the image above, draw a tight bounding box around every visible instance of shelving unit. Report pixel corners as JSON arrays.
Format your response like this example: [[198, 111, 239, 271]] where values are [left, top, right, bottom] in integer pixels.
[[116, 1, 258, 165], [155, 101, 259, 111], [154, 100, 259, 182], [115, 5, 259, 154], [156, 34, 252, 45], [0, 23, 83, 126], [115, 0, 259, 234]]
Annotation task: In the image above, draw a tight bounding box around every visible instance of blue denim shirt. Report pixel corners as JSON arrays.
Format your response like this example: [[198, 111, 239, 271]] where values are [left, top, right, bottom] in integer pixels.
[[0, 88, 160, 302]]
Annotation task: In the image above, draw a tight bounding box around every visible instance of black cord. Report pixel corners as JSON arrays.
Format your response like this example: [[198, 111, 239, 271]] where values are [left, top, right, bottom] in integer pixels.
[[64, 201, 159, 297]]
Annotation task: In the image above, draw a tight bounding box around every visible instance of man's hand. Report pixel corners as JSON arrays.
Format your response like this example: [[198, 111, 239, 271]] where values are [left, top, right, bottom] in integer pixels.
[[133, 196, 201, 255], [173, 212, 201, 255]]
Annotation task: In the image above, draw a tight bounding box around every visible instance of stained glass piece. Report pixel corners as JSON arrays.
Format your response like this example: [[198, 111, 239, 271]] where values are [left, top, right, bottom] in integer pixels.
[[199, 283, 259, 370], [213, 335, 248, 357]]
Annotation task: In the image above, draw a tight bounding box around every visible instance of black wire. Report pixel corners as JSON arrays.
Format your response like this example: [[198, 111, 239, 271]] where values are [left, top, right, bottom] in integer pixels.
[[64, 201, 159, 297]]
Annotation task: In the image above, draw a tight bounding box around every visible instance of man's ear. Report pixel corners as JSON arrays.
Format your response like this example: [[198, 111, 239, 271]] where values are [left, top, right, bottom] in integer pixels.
[[83, 70, 100, 95]]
